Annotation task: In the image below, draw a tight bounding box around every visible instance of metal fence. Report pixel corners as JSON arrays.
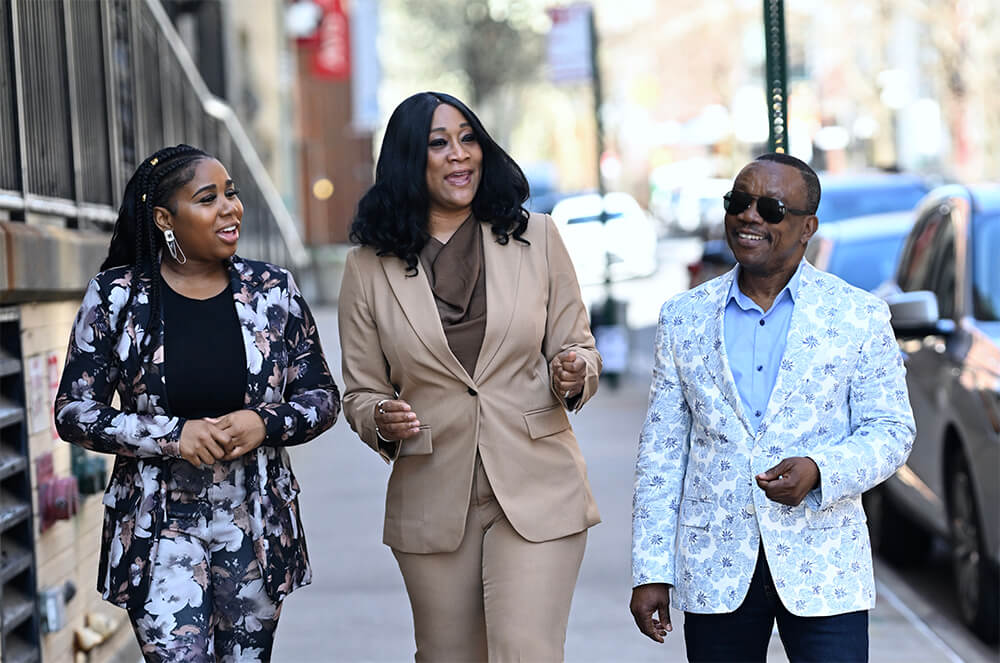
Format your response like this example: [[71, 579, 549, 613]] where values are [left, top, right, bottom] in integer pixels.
[[0, 0, 307, 269]]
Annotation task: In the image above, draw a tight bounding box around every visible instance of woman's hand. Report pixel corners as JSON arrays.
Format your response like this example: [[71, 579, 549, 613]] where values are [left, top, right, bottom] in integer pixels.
[[551, 350, 586, 399], [179, 420, 230, 468], [208, 411, 267, 460], [374, 399, 422, 441]]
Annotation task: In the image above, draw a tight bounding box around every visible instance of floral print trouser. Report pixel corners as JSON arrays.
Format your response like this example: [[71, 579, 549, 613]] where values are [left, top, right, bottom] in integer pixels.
[[127, 459, 281, 662]]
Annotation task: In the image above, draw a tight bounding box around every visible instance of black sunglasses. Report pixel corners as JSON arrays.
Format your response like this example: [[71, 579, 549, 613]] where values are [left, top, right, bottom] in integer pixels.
[[723, 190, 813, 224]]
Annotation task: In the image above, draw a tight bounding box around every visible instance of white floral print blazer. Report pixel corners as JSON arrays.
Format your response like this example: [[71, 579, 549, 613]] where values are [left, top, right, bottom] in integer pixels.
[[632, 261, 914, 617]]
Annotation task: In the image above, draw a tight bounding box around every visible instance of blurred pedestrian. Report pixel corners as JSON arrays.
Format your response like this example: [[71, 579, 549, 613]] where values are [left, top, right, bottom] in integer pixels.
[[55, 144, 340, 662], [629, 153, 914, 662], [339, 91, 602, 662]]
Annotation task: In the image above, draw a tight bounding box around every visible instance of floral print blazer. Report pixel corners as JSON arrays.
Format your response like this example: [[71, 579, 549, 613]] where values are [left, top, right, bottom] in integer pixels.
[[632, 261, 914, 617], [54, 255, 340, 607]]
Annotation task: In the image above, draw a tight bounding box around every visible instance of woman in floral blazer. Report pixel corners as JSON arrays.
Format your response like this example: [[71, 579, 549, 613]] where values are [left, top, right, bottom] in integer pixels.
[[54, 145, 339, 662]]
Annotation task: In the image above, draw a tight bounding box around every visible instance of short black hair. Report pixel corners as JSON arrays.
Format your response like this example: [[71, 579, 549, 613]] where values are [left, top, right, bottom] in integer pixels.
[[755, 152, 821, 214], [350, 91, 530, 275]]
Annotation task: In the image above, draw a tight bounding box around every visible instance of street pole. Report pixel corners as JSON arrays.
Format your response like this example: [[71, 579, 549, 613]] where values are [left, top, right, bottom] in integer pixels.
[[763, 0, 788, 153], [589, 6, 607, 213], [587, 5, 625, 388]]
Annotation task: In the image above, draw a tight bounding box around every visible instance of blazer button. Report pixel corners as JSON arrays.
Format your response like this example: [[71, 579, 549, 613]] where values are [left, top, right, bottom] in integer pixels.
[[467, 387, 478, 396]]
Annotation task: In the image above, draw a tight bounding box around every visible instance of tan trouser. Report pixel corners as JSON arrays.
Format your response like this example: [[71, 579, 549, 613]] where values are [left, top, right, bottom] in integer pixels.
[[393, 457, 588, 663]]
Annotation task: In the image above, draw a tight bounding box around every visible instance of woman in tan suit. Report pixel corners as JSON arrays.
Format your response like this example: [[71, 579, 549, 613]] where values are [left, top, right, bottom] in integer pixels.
[[338, 92, 602, 662]]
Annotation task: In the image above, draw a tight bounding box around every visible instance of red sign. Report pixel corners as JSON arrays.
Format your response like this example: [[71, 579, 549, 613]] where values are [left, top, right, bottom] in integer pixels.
[[312, 0, 351, 80]]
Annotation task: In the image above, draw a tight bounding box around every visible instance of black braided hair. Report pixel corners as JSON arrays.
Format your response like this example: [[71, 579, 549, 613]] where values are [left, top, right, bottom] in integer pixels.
[[102, 144, 211, 368]]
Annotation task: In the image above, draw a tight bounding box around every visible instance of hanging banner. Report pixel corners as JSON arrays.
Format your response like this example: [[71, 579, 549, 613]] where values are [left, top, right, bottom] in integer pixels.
[[350, 0, 379, 130], [312, 0, 351, 80], [546, 3, 593, 83]]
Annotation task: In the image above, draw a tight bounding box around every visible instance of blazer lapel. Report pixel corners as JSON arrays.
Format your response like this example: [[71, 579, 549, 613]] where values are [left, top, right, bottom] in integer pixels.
[[473, 224, 525, 381], [227, 256, 259, 400], [760, 262, 825, 429], [133, 273, 173, 411], [700, 269, 754, 435], [381, 254, 473, 386]]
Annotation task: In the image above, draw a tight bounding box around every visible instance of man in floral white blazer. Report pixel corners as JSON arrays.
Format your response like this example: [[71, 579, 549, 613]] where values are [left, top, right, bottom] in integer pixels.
[[630, 153, 914, 663]]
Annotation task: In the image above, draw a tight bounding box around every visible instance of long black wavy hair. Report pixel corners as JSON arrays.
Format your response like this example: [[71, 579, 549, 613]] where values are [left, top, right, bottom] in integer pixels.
[[350, 91, 530, 275], [101, 144, 210, 367]]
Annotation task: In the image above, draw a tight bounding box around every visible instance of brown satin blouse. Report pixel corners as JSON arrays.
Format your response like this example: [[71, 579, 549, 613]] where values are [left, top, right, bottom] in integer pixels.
[[419, 215, 487, 377]]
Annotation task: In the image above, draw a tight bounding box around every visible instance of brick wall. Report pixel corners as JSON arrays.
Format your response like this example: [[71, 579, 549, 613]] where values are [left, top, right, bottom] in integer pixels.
[[20, 301, 136, 663]]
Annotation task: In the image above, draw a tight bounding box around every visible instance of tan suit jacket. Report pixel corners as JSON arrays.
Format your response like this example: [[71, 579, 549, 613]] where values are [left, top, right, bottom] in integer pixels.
[[339, 213, 602, 553]]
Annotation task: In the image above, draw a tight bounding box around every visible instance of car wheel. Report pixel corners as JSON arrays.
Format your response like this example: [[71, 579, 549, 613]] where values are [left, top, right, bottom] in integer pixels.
[[948, 452, 999, 644], [863, 484, 932, 567]]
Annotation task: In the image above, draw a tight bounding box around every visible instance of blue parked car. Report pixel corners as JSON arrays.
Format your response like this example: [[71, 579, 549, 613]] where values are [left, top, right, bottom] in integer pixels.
[[804, 211, 916, 292]]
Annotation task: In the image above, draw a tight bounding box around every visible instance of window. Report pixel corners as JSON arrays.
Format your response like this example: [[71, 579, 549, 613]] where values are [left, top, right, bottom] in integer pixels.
[[897, 208, 946, 293], [972, 212, 1000, 321], [826, 235, 907, 292], [930, 230, 956, 319]]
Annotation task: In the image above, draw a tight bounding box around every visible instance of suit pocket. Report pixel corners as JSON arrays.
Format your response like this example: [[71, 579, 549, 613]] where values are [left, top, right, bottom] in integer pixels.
[[523, 404, 571, 440], [397, 425, 432, 457], [805, 502, 867, 529], [678, 497, 712, 529]]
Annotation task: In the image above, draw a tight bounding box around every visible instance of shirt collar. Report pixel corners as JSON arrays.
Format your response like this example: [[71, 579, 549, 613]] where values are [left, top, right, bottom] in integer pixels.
[[727, 259, 806, 313]]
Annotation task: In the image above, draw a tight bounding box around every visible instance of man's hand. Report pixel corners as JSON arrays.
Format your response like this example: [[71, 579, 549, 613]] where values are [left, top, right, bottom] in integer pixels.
[[552, 350, 586, 399], [208, 410, 267, 460], [629, 583, 673, 643], [755, 456, 820, 506], [179, 420, 230, 468], [373, 399, 421, 441]]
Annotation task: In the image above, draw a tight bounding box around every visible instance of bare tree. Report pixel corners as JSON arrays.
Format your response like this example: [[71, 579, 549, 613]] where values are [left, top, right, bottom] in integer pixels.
[[380, 0, 545, 144]]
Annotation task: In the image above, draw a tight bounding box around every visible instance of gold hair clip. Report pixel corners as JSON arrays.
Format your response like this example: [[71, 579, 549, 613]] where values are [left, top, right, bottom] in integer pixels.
[[150, 157, 159, 165], [141, 194, 147, 202]]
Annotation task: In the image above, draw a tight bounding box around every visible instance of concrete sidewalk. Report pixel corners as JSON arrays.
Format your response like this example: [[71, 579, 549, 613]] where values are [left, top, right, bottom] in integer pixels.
[[272, 307, 983, 662]]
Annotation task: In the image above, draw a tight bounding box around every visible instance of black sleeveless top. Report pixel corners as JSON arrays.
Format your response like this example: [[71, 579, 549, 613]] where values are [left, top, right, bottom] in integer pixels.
[[162, 280, 247, 419]]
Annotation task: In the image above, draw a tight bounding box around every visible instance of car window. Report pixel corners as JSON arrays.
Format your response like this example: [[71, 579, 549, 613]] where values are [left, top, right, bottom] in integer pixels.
[[929, 226, 957, 319], [897, 208, 946, 292], [973, 211, 999, 321], [826, 235, 907, 292], [816, 183, 927, 222]]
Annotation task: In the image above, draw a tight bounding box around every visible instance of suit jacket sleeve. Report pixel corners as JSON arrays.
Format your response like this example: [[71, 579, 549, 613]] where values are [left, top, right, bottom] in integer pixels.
[[632, 299, 692, 587], [807, 300, 915, 508], [338, 250, 399, 462], [54, 276, 185, 458], [250, 270, 340, 447], [541, 214, 602, 412]]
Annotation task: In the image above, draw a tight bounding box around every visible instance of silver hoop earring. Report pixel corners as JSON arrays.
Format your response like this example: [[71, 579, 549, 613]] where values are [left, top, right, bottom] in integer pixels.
[[163, 229, 187, 264]]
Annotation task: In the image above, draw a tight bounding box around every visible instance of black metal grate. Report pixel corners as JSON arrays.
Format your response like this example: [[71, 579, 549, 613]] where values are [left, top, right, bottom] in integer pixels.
[[18, 0, 74, 199], [0, 2, 21, 193], [109, 0, 136, 193], [69, 0, 113, 205], [136, 7, 163, 158], [0, 0, 301, 268]]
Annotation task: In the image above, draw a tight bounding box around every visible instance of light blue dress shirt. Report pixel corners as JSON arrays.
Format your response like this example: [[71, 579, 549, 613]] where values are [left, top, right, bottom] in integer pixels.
[[723, 261, 804, 430]]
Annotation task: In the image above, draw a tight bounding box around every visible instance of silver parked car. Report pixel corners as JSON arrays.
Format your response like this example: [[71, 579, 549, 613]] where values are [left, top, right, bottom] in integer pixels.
[[872, 184, 1000, 644]]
